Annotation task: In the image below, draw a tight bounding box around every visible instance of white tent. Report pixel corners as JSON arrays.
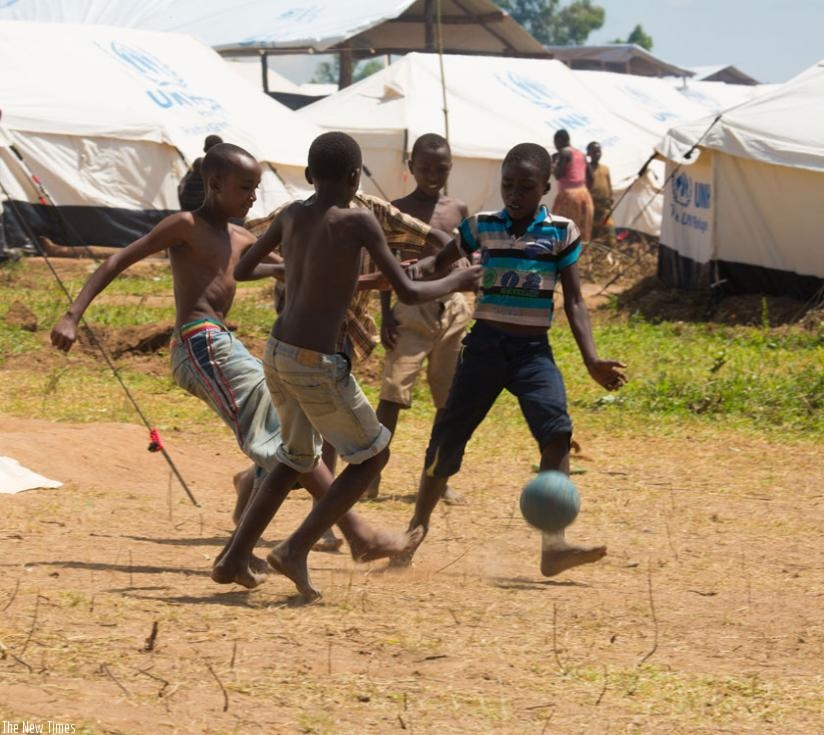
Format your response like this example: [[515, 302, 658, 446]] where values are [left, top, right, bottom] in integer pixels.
[[0, 0, 547, 58], [656, 61, 824, 299], [300, 53, 711, 235], [0, 20, 316, 251], [671, 78, 777, 115]]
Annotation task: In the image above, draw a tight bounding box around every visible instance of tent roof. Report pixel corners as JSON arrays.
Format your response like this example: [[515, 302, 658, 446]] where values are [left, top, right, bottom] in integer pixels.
[[0, 20, 319, 168], [300, 52, 696, 186], [657, 61, 824, 172], [0, 0, 548, 57], [546, 44, 692, 78]]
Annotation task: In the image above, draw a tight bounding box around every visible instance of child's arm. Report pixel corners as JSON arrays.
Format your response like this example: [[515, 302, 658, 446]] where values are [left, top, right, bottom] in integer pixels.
[[51, 213, 186, 352], [235, 209, 286, 282], [560, 263, 627, 391], [406, 239, 464, 281], [359, 214, 480, 304]]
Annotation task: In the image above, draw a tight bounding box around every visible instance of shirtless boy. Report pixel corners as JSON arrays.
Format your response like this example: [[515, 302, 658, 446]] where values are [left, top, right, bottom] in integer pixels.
[[211, 132, 481, 600], [50, 143, 412, 567], [371, 133, 472, 501]]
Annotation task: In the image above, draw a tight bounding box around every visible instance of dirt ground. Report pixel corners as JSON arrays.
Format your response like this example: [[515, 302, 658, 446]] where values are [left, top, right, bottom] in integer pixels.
[[1, 251, 823, 734]]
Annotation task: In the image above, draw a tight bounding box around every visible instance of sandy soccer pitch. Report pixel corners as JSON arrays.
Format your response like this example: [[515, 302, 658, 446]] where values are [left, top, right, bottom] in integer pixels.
[[1, 255, 822, 734]]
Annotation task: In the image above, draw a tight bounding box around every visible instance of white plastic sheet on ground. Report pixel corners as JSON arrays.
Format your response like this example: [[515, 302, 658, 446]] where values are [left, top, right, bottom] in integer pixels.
[[0, 456, 62, 494]]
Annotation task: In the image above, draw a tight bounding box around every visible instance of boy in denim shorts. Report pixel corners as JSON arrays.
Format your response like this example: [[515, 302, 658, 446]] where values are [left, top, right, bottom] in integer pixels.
[[212, 132, 481, 600], [51, 143, 416, 572], [390, 143, 627, 576]]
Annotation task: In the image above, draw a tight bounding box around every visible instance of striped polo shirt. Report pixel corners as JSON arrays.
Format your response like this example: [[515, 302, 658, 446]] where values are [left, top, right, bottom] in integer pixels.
[[458, 205, 581, 328]]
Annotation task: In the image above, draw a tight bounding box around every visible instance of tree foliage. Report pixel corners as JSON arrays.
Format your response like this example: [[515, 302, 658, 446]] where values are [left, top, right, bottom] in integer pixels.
[[612, 23, 654, 51], [495, 0, 605, 46], [311, 57, 384, 85], [626, 23, 654, 51]]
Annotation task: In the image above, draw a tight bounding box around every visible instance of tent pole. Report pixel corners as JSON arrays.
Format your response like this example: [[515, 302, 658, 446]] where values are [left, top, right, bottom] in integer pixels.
[[436, 0, 450, 193], [424, 0, 435, 51], [339, 49, 353, 89], [260, 50, 269, 94]]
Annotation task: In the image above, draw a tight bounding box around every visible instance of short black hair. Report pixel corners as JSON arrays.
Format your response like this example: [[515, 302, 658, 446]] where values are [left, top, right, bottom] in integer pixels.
[[201, 143, 256, 182], [307, 132, 362, 181], [554, 129, 570, 147], [203, 134, 224, 152], [586, 141, 601, 151], [502, 143, 552, 182], [411, 133, 451, 161]]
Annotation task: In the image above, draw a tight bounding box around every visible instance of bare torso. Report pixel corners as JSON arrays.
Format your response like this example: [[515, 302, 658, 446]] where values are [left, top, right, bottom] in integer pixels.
[[167, 215, 255, 329], [273, 201, 368, 354]]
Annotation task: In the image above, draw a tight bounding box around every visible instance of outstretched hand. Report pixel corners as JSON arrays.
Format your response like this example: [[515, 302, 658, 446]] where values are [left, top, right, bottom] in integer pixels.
[[587, 359, 627, 391], [51, 314, 79, 353]]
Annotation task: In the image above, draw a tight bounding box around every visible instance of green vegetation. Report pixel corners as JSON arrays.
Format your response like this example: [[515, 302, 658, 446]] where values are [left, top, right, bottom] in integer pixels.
[[1, 260, 821, 440]]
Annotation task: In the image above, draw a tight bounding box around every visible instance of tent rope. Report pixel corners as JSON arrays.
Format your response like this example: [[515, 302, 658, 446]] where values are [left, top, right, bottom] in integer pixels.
[[0, 150, 199, 507]]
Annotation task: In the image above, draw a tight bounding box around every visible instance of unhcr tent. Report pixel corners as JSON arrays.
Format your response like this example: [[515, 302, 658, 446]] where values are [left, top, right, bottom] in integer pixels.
[[0, 20, 317, 252], [656, 61, 824, 300], [300, 53, 709, 235], [0, 1, 547, 59]]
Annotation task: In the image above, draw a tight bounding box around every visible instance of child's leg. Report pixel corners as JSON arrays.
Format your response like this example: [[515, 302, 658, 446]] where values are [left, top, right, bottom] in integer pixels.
[[212, 461, 300, 588], [391, 324, 507, 565], [365, 399, 403, 498], [537, 434, 606, 576], [299, 461, 428, 562], [268, 449, 391, 599], [232, 465, 257, 525], [509, 338, 607, 576]]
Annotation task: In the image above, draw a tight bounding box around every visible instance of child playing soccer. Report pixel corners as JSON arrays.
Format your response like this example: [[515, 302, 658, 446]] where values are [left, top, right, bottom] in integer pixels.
[[50, 142, 412, 567], [211, 132, 481, 600], [370, 133, 472, 501], [391, 142, 627, 575]]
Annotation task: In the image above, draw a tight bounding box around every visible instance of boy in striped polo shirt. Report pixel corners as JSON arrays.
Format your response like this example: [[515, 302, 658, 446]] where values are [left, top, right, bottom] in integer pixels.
[[392, 142, 627, 576]]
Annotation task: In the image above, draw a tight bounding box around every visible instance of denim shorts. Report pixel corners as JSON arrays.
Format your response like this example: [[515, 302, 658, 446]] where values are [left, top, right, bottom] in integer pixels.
[[262, 336, 390, 472], [170, 323, 280, 471], [424, 319, 572, 478]]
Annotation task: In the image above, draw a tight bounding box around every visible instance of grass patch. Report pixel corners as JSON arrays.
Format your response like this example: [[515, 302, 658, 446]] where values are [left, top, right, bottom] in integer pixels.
[[2, 258, 822, 439]]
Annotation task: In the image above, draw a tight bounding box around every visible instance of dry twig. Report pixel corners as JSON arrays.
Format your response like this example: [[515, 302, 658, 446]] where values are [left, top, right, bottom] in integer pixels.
[[639, 562, 659, 665]]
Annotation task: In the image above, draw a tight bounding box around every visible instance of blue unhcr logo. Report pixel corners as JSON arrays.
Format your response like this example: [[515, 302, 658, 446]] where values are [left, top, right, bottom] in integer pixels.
[[672, 172, 692, 207], [108, 42, 224, 118]]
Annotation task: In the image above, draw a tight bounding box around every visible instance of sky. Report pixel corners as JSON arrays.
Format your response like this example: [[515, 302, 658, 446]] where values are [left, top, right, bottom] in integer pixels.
[[582, 0, 821, 84], [271, 0, 823, 86]]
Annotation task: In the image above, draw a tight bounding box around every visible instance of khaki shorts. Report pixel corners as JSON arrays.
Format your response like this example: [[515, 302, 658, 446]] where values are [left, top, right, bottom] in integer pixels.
[[263, 337, 390, 473], [380, 292, 472, 409]]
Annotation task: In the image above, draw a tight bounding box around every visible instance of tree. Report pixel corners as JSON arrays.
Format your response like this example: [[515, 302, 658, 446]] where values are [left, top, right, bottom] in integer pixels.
[[494, 0, 605, 46], [311, 57, 384, 85], [612, 23, 654, 51]]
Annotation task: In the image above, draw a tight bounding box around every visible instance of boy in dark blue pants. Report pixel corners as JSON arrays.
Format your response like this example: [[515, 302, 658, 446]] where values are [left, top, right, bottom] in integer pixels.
[[392, 142, 627, 576]]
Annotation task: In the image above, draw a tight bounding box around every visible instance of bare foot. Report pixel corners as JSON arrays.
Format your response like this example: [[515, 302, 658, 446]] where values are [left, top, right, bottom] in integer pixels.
[[312, 529, 344, 553], [387, 525, 427, 568], [232, 468, 255, 525], [349, 525, 425, 563], [540, 541, 607, 577], [267, 543, 321, 601], [249, 553, 273, 576], [211, 556, 269, 589], [441, 485, 467, 506]]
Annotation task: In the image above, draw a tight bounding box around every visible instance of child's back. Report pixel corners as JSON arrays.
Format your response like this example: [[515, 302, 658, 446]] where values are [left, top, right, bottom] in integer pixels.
[[273, 201, 377, 354]]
